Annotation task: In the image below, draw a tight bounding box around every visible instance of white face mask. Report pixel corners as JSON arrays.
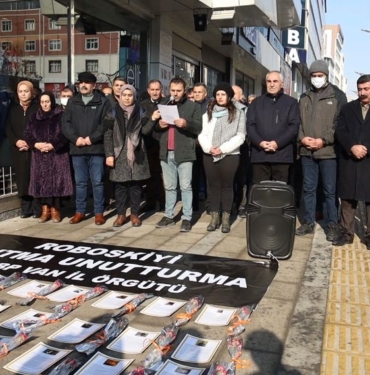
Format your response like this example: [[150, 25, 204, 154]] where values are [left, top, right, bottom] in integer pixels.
[[60, 97, 69, 106], [311, 76, 327, 89]]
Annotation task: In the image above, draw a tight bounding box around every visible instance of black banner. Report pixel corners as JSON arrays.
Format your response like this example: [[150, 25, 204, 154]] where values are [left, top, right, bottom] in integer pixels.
[[0, 234, 278, 307]]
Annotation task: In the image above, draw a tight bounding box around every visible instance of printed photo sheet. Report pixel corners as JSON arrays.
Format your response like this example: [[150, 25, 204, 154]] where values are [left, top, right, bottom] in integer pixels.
[[0, 308, 52, 330], [156, 359, 206, 375], [48, 318, 105, 344], [7, 280, 51, 298], [140, 297, 186, 317], [107, 326, 160, 354], [91, 291, 137, 310], [171, 334, 222, 363], [74, 352, 134, 375], [3, 342, 71, 375], [195, 304, 237, 326], [47, 285, 90, 302]]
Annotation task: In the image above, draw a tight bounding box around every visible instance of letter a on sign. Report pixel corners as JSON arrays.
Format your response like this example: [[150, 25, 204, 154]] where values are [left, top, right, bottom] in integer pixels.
[[288, 49, 300, 63], [288, 30, 300, 45]]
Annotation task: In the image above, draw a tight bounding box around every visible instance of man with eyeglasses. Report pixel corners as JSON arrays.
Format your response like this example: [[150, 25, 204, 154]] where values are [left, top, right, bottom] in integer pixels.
[[62, 71, 111, 225], [296, 60, 347, 242], [333, 74, 370, 248]]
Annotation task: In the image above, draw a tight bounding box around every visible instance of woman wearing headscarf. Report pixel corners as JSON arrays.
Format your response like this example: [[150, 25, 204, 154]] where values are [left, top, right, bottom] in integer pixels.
[[104, 84, 157, 227], [5, 80, 40, 218], [198, 83, 246, 233], [24, 91, 73, 223]]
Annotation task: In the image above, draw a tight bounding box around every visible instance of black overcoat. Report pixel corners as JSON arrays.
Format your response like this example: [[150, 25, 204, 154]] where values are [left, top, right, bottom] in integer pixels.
[[335, 99, 370, 201], [5, 101, 38, 196]]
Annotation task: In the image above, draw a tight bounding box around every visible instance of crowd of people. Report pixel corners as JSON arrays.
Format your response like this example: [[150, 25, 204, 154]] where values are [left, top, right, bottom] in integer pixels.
[[4, 60, 370, 247]]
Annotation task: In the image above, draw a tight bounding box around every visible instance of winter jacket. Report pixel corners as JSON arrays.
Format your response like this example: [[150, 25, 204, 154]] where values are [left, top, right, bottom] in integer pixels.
[[247, 91, 300, 164], [24, 107, 73, 198], [154, 95, 202, 164], [298, 83, 347, 159], [62, 91, 111, 155], [198, 109, 246, 156], [5, 101, 38, 196]]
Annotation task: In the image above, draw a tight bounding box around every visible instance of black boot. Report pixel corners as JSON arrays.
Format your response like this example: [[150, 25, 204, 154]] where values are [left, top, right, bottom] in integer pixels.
[[221, 212, 231, 233], [207, 212, 220, 231]]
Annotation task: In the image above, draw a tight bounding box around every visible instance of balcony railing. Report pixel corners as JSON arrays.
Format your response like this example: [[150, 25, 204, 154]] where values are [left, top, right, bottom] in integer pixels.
[[0, 166, 17, 198]]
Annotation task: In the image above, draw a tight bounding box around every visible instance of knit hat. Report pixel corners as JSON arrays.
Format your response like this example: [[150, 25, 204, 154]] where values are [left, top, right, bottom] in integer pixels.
[[17, 80, 34, 92], [309, 60, 329, 76], [77, 71, 97, 83], [213, 82, 234, 99]]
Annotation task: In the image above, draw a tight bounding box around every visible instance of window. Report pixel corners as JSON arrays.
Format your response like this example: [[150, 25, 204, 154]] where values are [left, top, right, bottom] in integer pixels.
[[1, 20, 12, 32], [85, 60, 98, 72], [49, 19, 61, 30], [49, 39, 62, 51], [49, 60, 61, 73], [85, 38, 99, 50], [24, 19, 35, 31], [1, 42, 12, 51], [25, 40, 36, 52], [25, 60, 36, 74]]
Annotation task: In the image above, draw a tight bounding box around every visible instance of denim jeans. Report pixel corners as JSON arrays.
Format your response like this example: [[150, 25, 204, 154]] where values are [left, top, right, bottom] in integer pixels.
[[72, 155, 105, 214], [301, 156, 338, 225], [161, 151, 193, 221]]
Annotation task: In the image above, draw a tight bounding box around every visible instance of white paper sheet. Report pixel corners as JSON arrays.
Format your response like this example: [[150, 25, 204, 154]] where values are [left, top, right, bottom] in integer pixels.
[[91, 291, 137, 310], [171, 334, 222, 363], [156, 359, 206, 375], [7, 280, 50, 298], [74, 352, 134, 375], [47, 284, 90, 302], [195, 304, 236, 326], [48, 318, 105, 344], [107, 326, 160, 354], [3, 342, 71, 375], [140, 297, 186, 317], [157, 104, 180, 124], [0, 308, 52, 330], [0, 304, 11, 313]]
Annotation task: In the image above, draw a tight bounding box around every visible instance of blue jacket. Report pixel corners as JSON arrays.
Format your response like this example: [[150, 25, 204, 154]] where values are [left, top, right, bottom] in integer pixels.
[[247, 91, 300, 164]]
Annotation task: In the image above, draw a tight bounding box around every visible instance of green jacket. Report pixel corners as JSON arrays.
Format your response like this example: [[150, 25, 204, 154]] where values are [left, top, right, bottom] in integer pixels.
[[155, 95, 202, 164], [298, 83, 347, 158]]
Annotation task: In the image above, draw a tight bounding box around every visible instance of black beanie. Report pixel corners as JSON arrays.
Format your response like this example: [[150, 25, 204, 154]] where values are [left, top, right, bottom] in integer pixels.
[[213, 82, 234, 99]]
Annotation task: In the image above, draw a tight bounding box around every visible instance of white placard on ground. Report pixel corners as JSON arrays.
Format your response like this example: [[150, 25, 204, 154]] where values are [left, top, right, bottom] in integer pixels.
[[195, 304, 236, 326], [156, 359, 206, 375], [91, 291, 137, 310], [47, 285, 90, 302], [140, 297, 186, 317], [7, 280, 50, 298], [0, 308, 52, 330]]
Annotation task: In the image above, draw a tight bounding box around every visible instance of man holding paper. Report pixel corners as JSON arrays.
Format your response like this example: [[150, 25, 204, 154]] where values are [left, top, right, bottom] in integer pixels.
[[154, 77, 202, 232]]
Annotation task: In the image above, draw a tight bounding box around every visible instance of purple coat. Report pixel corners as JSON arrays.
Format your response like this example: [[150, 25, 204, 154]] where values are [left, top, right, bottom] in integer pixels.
[[24, 107, 73, 198]]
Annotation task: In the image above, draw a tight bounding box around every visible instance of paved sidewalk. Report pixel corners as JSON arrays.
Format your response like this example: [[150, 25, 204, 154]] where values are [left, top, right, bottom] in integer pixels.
[[1, 204, 360, 374]]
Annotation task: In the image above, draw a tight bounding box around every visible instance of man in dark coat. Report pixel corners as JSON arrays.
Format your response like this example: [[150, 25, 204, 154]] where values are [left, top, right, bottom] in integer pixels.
[[140, 79, 166, 212], [247, 71, 300, 183], [296, 60, 347, 241], [154, 77, 202, 232], [62, 71, 111, 225], [333, 74, 370, 247]]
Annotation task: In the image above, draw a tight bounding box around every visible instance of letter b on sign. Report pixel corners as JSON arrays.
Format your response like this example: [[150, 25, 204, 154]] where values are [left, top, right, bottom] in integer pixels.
[[288, 30, 300, 45]]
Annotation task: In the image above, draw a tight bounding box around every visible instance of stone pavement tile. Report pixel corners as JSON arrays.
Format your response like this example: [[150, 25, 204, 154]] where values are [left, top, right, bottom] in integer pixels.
[[303, 246, 332, 288], [328, 285, 370, 305], [247, 301, 295, 352], [139, 213, 164, 225], [280, 284, 328, 370], [229, 219, 247, 238], [99, 235, 137, 247], [264, 280, 301, 302], [156, 241, 193, 252], [236, 349, 282, 375], [289, 248, 311, 263], [325, 301, 370, 327], [330, 270, 370, 288], [277, 364, 320, 375], [5, 225, 59, 237], [190, 221, 209, 233], [186, 244, 214, 255], [58, 228, 105, 242], [126, 234, 171, 249], [150, 223, 183, 236], [273, 259, 308, 284], [0, 219, 38, 233], [209, 235, 247, 256], [323, 324, 370, 354], [163, 232, 205, 244], [320, 350, 370, 375], [115, 224, 156, 238]]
